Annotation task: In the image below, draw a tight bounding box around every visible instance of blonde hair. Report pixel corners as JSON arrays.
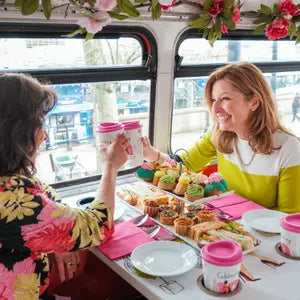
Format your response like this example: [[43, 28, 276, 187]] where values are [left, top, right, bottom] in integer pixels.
[[205, 62, 292, 154]]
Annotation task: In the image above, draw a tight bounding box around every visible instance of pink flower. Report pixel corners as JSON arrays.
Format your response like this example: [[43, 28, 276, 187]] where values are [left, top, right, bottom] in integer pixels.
[[208, 0, 224, 16], [97, 0, 117, 11], [278, 0, 299, 17], [159, 0, 176, 10], [221, 22, 228, 33], [77, 11, 112, 34], [265, 19, 290, 40], [232, 6, 241, 23], [217, 282, 229, 293]]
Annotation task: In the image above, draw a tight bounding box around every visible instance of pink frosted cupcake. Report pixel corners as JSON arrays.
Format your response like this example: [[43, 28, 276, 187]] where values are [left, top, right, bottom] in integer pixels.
[[204, 172, 228, 197]]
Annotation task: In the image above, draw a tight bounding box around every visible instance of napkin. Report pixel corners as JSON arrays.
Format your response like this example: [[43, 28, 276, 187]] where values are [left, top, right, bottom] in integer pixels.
[[98, 220, 154, 260], [219, 200, 265, 221], [206, 193, 249, 208]]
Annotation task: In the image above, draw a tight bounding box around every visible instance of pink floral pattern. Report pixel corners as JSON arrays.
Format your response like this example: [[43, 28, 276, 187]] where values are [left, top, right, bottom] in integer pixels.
[[265, 19, 290, 40], [0, 175, 114, 299]]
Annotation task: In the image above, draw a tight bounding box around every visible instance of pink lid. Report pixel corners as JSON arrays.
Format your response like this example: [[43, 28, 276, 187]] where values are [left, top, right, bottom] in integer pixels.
[[96, 122, 124, 133], [201, 240, 243, 266], [280, 213, 300, 233], [122, 121, 142, 130]]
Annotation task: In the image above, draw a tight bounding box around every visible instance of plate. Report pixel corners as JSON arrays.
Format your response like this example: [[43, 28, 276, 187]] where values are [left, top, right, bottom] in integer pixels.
[[242, 209, 287, 233], [131, 241, 198, 277]]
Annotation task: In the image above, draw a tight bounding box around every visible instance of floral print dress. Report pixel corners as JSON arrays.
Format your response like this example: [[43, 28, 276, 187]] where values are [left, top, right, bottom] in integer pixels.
[[0, 175, 114, 300]]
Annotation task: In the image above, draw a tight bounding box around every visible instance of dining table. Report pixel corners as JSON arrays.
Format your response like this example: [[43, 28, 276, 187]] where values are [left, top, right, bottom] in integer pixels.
[[61, 174, 300, 300]]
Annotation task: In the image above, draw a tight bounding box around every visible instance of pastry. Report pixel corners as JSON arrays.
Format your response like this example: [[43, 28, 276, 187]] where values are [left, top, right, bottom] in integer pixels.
[[192, 173, 208, 187], [188, 220, 226, 240], [136, 162, 156, 182], [174, 217, 193, 236], [173, 173, 191, 195], [182, 212, 199, 225], [143, 192, 169, 205], [143, 199, 159, 218], [117, 189, 137, 206], [152, 170, 166, 186], [187, 203, 205, 214], [196, 209, 217, 223], [159, 204, 176, 213], [184, 184, 204, 202], [168, 197, 185, 214], [204, 172, 228, 197], [157, 174, 176, 191], [159, 211, 179, 225]]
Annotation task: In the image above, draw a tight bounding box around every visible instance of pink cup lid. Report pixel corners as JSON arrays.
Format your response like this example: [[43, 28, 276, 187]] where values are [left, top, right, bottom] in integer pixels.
[[122, 121, 142, 130], [201, 240, 243, 266], [281, 213, 300, 233], [96, 122, 124, 133]]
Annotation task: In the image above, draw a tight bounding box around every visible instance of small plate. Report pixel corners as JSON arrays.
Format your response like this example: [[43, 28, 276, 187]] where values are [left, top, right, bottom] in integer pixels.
[[131, 241, 198, 277], [242, 209, 287, 233]]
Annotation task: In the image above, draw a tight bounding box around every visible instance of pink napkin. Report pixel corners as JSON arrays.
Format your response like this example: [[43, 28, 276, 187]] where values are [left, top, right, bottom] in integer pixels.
[[220, 201, 265, 221], [206, 193, 248, 208], [98, 220, 154, 260]]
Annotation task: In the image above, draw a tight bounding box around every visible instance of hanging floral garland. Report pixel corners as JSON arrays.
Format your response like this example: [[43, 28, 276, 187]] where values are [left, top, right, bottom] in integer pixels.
[[12, 0, 300, 45]]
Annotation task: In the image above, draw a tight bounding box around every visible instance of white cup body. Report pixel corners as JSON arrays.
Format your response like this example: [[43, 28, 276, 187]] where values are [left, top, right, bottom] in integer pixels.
[[98, 128, 124, 147], [281, 227, 300, 257], [124, 127, 143, 168], [202, 259, 240, 294]]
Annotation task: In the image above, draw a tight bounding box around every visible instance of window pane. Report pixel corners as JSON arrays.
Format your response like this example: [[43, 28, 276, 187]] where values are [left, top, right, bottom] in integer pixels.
[[37, 80, 150, 183], [0, 37, 142, 70], [179, 39, 300, 65]]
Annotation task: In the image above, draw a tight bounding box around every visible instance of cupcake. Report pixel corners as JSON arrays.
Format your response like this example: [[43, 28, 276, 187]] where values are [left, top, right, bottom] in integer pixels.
[[187, 203, 205, 214], [169, 197, 185, 214], [174, 217, 193, 236], [159, 211, 179, 225], [143, 199, 159, 218], [182, 212, 199, 225], [158, 174, 176, 191], [152, 170, 166, 186], [173, 173, 191, 196], [204, 172, 228, 197], [184, 184, 204, 202], [136, 162, 155, 182], [192, 173, 208, 187], [196, 209, 217, 223]]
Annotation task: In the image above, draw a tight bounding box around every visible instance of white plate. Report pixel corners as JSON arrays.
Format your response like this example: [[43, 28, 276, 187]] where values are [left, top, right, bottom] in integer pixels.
[[114, 206, 125, 221], [242, 209, 287, 233], [131, 241, 198, 277]]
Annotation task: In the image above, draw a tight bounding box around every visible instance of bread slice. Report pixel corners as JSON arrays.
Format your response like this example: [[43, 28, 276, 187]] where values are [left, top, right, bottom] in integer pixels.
[[188, 220, 226, 241]]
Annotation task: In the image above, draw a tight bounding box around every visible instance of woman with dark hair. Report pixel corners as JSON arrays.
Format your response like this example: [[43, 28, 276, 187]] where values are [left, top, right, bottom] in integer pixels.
[[143, 62, 300, 213], [0, 73, 129, 299]]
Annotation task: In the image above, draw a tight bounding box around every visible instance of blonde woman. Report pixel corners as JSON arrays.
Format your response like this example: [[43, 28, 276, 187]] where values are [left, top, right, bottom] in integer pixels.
[[143, 62, 300, 213]]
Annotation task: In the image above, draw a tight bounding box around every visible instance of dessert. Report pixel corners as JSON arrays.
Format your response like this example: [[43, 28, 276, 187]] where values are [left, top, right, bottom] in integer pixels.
[[159, 211, 179, 225], [184, 184, 204, 202], [174, 217, 194, 236], [204, 172, 228, 197], [143, 199, 159, 218], [192, 173, 208, 187], [187, 203, 205, 214], [196, 209, 217, 223], [173, 173, 191, 195], [169, 197, 185, 214], [117, 189, 137, 206], [159, 204, 176, 213], [136, 162, 156, 182], [143, 192, 169, 205], [152, 170, 166, 186], [182, 212, 199, 225], [158, 174, 176, 191], [188, 220, 226, 240]]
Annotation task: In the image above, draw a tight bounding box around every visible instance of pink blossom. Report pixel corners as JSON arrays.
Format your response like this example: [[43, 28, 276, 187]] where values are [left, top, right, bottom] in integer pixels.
[[205, 172, 223, 184], [217, 282, 230, 293], [141, 162, 155, 170], [208, 0, 224, 16], [232, 6, 241, 23], [265, 19, 290, 40], [0, 264, 17, 300], [97, 0, 117, 11], [13, 257, 36, 275], [159, 0, 176, 10], [77, 11, 112, 35], [221, 22, 228, 33], [278, 0, 299, 17]]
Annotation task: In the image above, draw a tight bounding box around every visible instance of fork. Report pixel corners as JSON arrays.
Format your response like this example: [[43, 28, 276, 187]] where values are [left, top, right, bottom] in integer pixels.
[[248, 251, 285, 267], [240, 264, 261, 282]]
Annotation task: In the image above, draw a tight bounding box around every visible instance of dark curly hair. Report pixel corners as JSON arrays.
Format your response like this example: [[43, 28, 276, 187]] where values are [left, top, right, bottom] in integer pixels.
[[0, 73, 57, 177]]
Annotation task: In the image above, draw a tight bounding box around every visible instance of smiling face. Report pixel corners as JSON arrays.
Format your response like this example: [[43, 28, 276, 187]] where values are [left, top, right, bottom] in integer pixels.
[[211, 79, 258, 140]]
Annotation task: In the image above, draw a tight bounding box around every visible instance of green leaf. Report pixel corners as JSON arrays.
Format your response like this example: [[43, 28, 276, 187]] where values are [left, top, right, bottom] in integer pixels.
[[259, 4, 273, 15], [85, 32, 95, 40], [108, 10, 129, 20], [190, 15, 211, 29], [203, 0, 213, 10], [21, 0, 39, 15], [42, 0, 51, 20], [273, 4, 278, 14], [62, 27, 86, 38], [252, 24, 267, 35], [14, 0, 22, 7], [134, 0, 148, 2], [221, 16, 236, 30], [293, 15, 300, 23], [117, 0, 140, 18], [253, 15, 272, 25], [203, 27, 210, 38], [150, 0, 161, 20], [224, 0, 233, 10], [215, 16, 221, 33], [288, 22, 297, 39]]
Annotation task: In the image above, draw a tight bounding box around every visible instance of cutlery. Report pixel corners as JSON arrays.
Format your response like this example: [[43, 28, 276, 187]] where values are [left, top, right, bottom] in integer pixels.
[[142, 225, 160, 237], [248, 251, 285, 266], [216, 212, 231, 220], [133, 214, 149, 227], [240, 264, 261, 282], [156, 234, 176, 241]]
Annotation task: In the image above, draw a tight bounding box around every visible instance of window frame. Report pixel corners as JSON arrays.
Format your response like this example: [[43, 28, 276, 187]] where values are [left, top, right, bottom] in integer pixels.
[[0, 23, 158, 188]]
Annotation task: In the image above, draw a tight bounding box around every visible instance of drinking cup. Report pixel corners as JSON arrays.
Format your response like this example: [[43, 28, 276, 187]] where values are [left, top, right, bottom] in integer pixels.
[[280, 213, 300, 257], [122, 121, 143, 168], [96, 122, 124, 147], [201, 240, 243, 294]]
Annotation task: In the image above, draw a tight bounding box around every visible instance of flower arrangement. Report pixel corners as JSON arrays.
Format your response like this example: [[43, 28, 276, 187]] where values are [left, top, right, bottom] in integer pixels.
[[12, 0, 300, 45]]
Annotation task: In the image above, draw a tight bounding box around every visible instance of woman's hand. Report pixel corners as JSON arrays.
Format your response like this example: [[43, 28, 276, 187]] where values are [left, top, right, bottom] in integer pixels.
[[141, 136, 158, 161], [99, 133, 129, 171]]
